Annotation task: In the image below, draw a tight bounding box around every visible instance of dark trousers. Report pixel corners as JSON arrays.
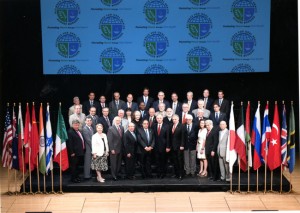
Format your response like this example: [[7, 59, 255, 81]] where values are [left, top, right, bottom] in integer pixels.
[[155, 151, 166, 175], [125, 154, 135, 177], [69, 155, 81, 180], [139, 151, 152, 177], [173, 149, 184, 177], [206, 153, 220, 180], [110, 153, 122, 178]]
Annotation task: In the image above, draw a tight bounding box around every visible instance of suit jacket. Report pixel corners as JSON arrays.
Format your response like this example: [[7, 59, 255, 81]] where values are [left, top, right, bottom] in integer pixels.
[[169, 123, 184, 151], [82, 125, 94, 154], [98, 116, 113, 134], [205, 127, 219, 155], [179, 112, 195, 124], [171, 101, 182, 116], [137, 127, 155, 154], [153, 123, 169, 152], [183, 123, 198, 150], [109, 99, 125, 118], [200, 97, 214, 111], [183, 99, 198, 113], [88, 114, 100, 132], [98, 102, 108, 116], [139, 110, 149, 120], [137, 96, 154, 111], [107, 125, 124, 154], [83, 100, 101, 116], [66, 128, 85, 156], [122, 102, 139, 112], [120, 118, 129, 132], [209, 112, 227, 126], [152, 100, 170, 112], [145, 115, 157, 129], [123, 130, 137, 156], [163, 116, 173, 128], [192, 108, 211, 119], [214, 98, 230, 116], [218, 128, 229, 158]]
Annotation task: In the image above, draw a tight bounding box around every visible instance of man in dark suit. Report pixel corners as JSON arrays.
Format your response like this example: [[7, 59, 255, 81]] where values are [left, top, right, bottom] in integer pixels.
[[122, 93, 138, 112], [107, 116, 124, 181], [205, 119, 220, 181], [170, 92, 182, 116], [123, 122, 137, 179], [82, 116, 94, 180], [214, 90, 230, 117], [98, 107, 113, 134], [87, 106, 100, 132], [137, 119, 155, 178], [137, 87, 154, 111], [209, 103, 227, 126], [183, 91, 197, 113], [82, 92, 101, 116], [109, 91, 125, 118], [169, 114, 185, 180], [138, 102, 148, 120], [152, 91, 170, 112], [145, 107, 156, 129], [98, 95, 107, 117], [153, 114, 170, 178], [66, 120, 85, 183], [163, 108, 173, 127], [179, 103, 195, 124], [201, 89, 214, 112], [183, 114, 198, 177]]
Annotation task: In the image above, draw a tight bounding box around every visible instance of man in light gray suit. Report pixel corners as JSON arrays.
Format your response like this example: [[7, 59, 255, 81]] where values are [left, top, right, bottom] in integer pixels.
[[192, 99, 210, 119], [82, 116, 94, 180], [107, 116, 124, 181], [218, 121, 230, 182], [118, 109, 129, 132]]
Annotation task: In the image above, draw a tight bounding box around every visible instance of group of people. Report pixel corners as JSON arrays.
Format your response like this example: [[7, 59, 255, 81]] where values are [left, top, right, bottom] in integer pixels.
[[66, 88, 232, 183]]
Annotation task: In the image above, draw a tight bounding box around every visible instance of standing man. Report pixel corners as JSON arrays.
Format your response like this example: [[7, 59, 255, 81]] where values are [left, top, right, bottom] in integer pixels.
[[98, 107, 112, 134], [179, 103, 194, 124], [109, 91, 125, 118], [163, 108, 174, 127], [98, 95, 107, 116], [83, 92, 100, 116], [201, 89, 214, 111], [137, 120, 155, 178], [69, 105, 86, 130], [153, 114, 170, 178], [123, 122, 137, 179], [183, 91, 197, 113], [209, 104, 227, 126], [145, 107, 156, 129], [68, 96, 82, 117], [192, 99, 211, 119], [218, 121, 230, 182], [82, 116, 94, 180], [170, 92, 182, 116], [183, 114, 198, 177], [67, 120, 85, 183], [118, 109, 129, 132], [152, 91, 170, 112], [214, 90, 230, 116], [138, 102, 148, 120], [123, 93, 138, 112], [107, 116, 124, 181], [88, 106, 100, 132], [137, 87, 154, 111]]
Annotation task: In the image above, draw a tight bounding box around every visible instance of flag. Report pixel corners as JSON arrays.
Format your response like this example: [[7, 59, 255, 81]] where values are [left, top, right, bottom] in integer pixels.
[[30, 104, 39, 171], [2, 107, 13, 168], [226, 103, 237, 174], [281, 103, 288, 167], [46, 105, 53, 174], [24, 104, 31, 164], [18, 105, 26, 172], [267, 102, 281, 170], [39, 104, 46, 175], [287, 103, 295, 173], [54, 105, 69, 171], [245, 101, 252, 167], [252, 103, 261, 170], [235, 103, 247, 172], [261, 103, 271, 164], [12, 105, 19, 170]]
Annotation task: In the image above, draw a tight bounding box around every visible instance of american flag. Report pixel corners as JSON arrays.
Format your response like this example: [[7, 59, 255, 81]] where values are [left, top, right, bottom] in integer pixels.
[[2, 108, 13, 168]]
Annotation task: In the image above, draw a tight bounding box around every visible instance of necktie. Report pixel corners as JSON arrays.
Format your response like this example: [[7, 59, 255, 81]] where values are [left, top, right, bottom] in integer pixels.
[[219, 99, 222, 106], [172, 124, 176, 134], [141, 111, 144, 117], [157, 124, 161, 136], [131, 132, 136, 140], [145, 129, 150, 145], [187, 124, 190, 133], [182, 113, 186, 124], [105, 117, 111, 126], [90, 100, 93, 106], [149, 117, 153, 127], [173, 103, 176, 111], [88, 126, 93, 133], [117, 126, 122, 137], [207, 130, 210, 136], [116, 101, 119, 109], [215, 112, 219, 121], [144, 97, 148, 105], [101, 103, 104, 108], [204, 98, 207, 108], [128, 102, 131, 108], [76, 130, 85, 149]]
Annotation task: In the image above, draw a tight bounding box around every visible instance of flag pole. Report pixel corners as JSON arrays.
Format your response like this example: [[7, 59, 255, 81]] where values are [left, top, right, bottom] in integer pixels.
[[229, 173, 233, 194], [246, 101, 252, 194], [20, 103, 27, 195], [256, 169, 259, 193], [280, 100, 285, 194], [50, 168, 56, 194], [57, 102, 64, 194], [235, 157, 241, 193], [43, 174, 47, 194], [263, 101, 269, 194], [289, 173, 293, 193], [27, 103, 34, 195], [14, 169, 18, 195]]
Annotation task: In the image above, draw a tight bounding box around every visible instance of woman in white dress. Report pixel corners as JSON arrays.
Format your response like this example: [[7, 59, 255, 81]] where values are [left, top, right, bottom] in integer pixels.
[[91, 124, 109, 183], [197, 120, 208, 177]]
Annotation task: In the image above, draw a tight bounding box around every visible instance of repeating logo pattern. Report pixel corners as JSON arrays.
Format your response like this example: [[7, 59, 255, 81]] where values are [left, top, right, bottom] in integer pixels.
[[231, 31, 256, 57], [187, 13, 212, 39], [145, 64, 168, 74], [144, 32, 169, 57], [187, 46, 212, 72], [56, 32, 81, 58], [101, 0, 123, 7], [57, 65, 81, 74], [189, 0, 210, 6], [55, 0, 80, 25], [231, 0, 257, 24], [99, 14, 125, 40], [144, 0, 169, 24], [231, 63, 255, 72], [100, 47, 125, 73]]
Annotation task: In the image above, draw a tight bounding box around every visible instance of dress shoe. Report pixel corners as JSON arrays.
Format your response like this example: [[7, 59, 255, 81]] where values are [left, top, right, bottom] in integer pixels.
[[113, 177, 118, 181], [171, 174, 178, 178], [178, 176, 183, 181], [208, 177, 213, 180]]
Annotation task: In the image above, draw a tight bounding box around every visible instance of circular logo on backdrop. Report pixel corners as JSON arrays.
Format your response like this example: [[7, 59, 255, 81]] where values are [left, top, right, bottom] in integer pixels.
[[231, 0, 257, 24], [187, 13, 212, 39], [55, 0, 80, 25], [187, 46, 212, 72], [56, 32, 81, 58], [144, 32, 169, 57], [231, 31, 256, 57], [100, 47, 125, 73], [143, 0, 169, 24], [99, 14, 125, 40], [231, 64, 254, 73], [101, 0, 122, 7], [189, 0, 210, 6], [57, 65, 81, 74], [145, 64, 168, 74]]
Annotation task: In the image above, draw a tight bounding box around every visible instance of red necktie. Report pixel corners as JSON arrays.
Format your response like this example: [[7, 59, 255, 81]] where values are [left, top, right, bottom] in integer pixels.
[[117, 126, 122, 137], [182, 113, 186, 124], [172, 125, 176, 134], [157, 124, 161, 136], [149, 117, 153, 127]]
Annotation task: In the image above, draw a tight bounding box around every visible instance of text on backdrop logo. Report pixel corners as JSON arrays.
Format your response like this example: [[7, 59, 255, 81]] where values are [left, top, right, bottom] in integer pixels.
[[57, 65, 81, 74], [231, 31, 256, 57], [189, 0, 210, 6], [144, 0, 169, 24], [231, 63, 255, 73], [56, 32, 81, 58], [99, 14, 125, 40], [231, 0, 257, 24], [145, 64, 168, 74], [100, 47, 125, 73], [187, 46, 212, 72], [144, 32, 169, 57], [55, 0, 80, 25], [187, 13, 212, 39], [101, 0, 123, 7]]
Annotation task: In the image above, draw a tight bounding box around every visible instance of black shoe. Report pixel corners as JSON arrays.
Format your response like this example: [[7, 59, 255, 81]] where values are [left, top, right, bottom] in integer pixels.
[[178, 176, 183, 181], [208, 177, 213, 180], [113, 177, 118, 181], [171, 174, 177, 178]]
